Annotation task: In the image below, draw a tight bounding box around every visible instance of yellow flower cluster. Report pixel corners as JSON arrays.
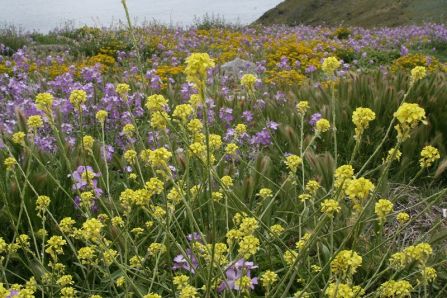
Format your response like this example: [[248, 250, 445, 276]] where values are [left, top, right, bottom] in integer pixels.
[[116, 83, 130, 98], [393, 103, 427, 141], [352, 107, 376, 140], [69, 89, 87, 110], [284, 154, 302, 173], [419, 145, 440, 168], [334, 165, 354, 189], [322, 56, 341, 75], [410, 66, 427, 83], [96, 110, 108, 123], [389, 242, 433, 269], [146, 94, 168, 112], [330, 250, 362, 279], [35, 92, 54, 112], [260, 270, 278, 288], [345, 177, 375, 207], [184, 53, 215, 87], [377, 280, 412, 298], [325, 283, 364, 298], [240, 74, 257, 92], [173, 104, 193, 122], [296, 100, 310, 114], [27, 115, 44, 129], [374, 199, 393, 222], [238, 235, 260, 258], [315, 118, 331, 133], [321, 199, 341, 216]]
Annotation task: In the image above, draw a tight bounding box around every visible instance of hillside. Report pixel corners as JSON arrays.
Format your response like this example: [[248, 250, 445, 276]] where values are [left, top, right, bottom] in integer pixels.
[[257, 0, 447, 27]]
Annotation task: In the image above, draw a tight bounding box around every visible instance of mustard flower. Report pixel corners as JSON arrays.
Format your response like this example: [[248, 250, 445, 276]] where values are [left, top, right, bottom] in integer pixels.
[[59, 217, 76, 234], [235, 123, 247, 136], [179, 285, 199, 298], [258, 188, 273, 199], [124, 149, 137, 164], [150, 111, 170, 129], [212, 191, 223, 202], [321, 199, 341, 216], [80, 191, 95, 209], [311, 265, 322, 273], [421, 266, 437, 284], [296, 101, 310, 114], [146, 94, 168, 112], [129, 255, 143, 268], [419, 145, 440, 168], [385, 148, 402, 163], [225, 143, 239, 156], [96, 110, 108, 123], [240, 73, 257, 91], [334, 164, 354, 189], [239, 217, 259, 235], [111, 216, 125, 227], [167, 187, 182, 204], [147, 242, 167, 256], [393, 103, 427, 141], [220, 175, 233, 188], [173, 274, 190, 290], [209, 134, 223, 150], [103, 248, 118, 266], [187, 118, 203, 133], [330, 250, 362, 279], [270, 224, 285, 237], [283, 250, 298, 266], [352, 107, 376, 140], [82, 135, 94, 151], [116, 83, 130, 98], [145, 177, 164, 196], [143, 294, 162, 298], [315, 118, 330, 133], [27, 115, 43, 129], [116, 276, 125, 287], [148, 147, 172, 168], [173, 104, 193, 122], [45, 236, 66, 260], [305, 179, 320, 194], [36, 195, 51, 215], [295, 232, 311, 250], [12, 131, 26, 145], [298, 193, 311, 202], [377, 280, 412, 298], [375, 199, 394, 221], [238, 235, 260, 258], [396, 212, 410, 224], [4, 157, 17, 171], [69, 89, 87, 110], [284, 154, 302, 173], [57, 275, 73, 287], [322, 56, 341, 75], [122, 123, 135, 137], [81, 218, 104, 242], [77, 246, 96, 265], [35, 92, 54, 111], [189, 93, 202, 107], [325, 283, 364, 298], [60, 286, 76, 298], [345, 177, 375, 204], [260, 270, 278, 288], [410, 66, 426, 83], [184, 53, 215, 86]]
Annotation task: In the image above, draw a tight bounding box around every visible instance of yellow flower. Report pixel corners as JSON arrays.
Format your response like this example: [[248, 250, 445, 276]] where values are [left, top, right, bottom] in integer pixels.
[[305, 179, 320, 194], [352, 107, 375, 139], [57, 275, 73, 287], [129, 255, 143, 268], [385, 148, 402, 163], [77, 246, 96, 265], [325, 283, 364, 298], [60, 286, 76, 298], [45, 236, 66, 260], [187, 118, 203, 133], [296, 101, 309, 114], [83, 135, 94, 151], [334, 165, 354, 189], [179, 285, 199, 298], [321, 199, 341, 216], [146, 94, 168, 112], [4, 157, 17, 171], [270, 224, 285, 237], [239, 217, 259, 235], [377, 280, 412, 298], [69, 89, 87, 110], [35, 92, 54, 111], [235, 123, 247, 136], [258, 188, 273, 199], [331, 250, 362, 279], [173, 104, 193, 122], [410, 66, 427, 83], [234, 275, 253, 292], [173, 274, 190, 290], [81, 218, 104, 242], [148, 147, 173, 168], [283, 250, 298, 266], [11, 131, 26, 145], [124, 149, 137, 164], [116, 83, 130, 97], [122, 123, 135, 137], [150, 111, 170, 129], [375, 199, 393, 221], [295, 232, 311, 250], [396, 212, 410, 224], [345, 177, 375, 204], [421, 266, 437, 284], [36, 195, 51, 215], [393, 103, 427, 141], [240, 74, 257, 91], [96, 110, 108, 123], [322, 56, 341, 75], [284, 154, 302, 172], [225, 143, 239, 155], [419, 145, 440, 168], [143, 294, 162, 298], [147, 242, 167, 256], [238, 235, 260, 258], [212, 191, 223, 202], [315, 118, 330, 133], [184, 53, 215, 87], [27, 115, 44, 129], [220, 175, 233, 188]]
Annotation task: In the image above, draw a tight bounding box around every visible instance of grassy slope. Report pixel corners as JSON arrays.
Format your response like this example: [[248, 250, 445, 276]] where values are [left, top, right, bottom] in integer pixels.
[[257, 0, 447, 27]]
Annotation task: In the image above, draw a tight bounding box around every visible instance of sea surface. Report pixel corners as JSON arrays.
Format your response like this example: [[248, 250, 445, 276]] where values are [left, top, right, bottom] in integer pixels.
[[0, 0, 282, 32]]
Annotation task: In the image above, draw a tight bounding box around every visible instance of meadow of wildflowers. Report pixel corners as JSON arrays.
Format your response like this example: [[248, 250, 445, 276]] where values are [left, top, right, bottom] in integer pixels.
[[0, 16, 447, 298]]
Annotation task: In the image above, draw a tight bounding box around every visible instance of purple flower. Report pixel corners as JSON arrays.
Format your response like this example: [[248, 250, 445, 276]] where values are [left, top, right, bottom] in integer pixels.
[[218, 259, 258, 292], [305, 65, 317, 73], [219, 107, 234, 124], [250, 128, 271, 146], [266, 121, 279, 130], [309, 113, 322, 126], [400, 45, 409, 56], [172, 249, 199, 273], [70, 165, 103, 197], [242, 111, 253, 123], [186, 232, 202, 242]]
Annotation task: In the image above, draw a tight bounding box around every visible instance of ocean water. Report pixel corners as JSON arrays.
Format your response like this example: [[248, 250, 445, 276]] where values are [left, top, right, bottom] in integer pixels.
[[0, 0, 282, 32]]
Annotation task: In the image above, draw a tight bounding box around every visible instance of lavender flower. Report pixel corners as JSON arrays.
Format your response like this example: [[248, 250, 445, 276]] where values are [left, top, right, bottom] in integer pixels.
[[217, 259, 258, 292]]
